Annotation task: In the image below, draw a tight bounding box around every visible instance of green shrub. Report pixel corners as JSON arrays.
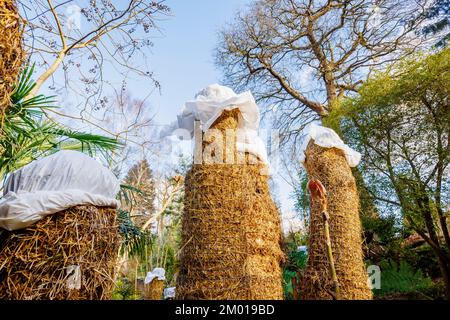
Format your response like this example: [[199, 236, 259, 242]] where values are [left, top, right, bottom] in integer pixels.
[[283, 246, 308, 299], [283, 269, 297, 300], [112, 278, 139, 300], [375, 260, 434, 298]]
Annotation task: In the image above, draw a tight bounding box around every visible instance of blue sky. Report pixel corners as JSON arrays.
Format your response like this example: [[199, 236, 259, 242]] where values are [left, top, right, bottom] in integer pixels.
[[140, 0, 252, 124]]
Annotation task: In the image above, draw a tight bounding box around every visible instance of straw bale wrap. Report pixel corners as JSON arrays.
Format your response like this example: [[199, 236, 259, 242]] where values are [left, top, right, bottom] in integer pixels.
[[0, 151, 120, 300], [301, 141, 372, 300], [176, 109, 284, 300], [0, 0, 24, 114], [0, 205, 119, 299]]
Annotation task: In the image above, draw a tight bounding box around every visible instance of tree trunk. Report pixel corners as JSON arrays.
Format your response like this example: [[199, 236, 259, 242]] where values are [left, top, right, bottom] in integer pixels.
[[432, 245, 450, 300], [352, 167, 379, 219], [423, 207, 450, 299], [413, 194, 450, 299], [437, 205, 450, 254], [439, 256, 450, 299]]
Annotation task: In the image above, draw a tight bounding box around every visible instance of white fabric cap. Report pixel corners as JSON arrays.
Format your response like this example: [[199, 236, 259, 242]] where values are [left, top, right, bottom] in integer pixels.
[[164, 287, 176, 299], [188, 84, 260, 133], [144, 267, 166, 284], [299, 123, 361, 167], [0, 150, 120, 231], [160, 84, 268, 163]]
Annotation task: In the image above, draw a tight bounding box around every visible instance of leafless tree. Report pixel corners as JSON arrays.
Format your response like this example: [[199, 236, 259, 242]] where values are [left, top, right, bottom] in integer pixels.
[[19, 0, 169, 96], [216, 0, 428, 143], [17, 0, 169, 144], [100, 87, 161, 175]]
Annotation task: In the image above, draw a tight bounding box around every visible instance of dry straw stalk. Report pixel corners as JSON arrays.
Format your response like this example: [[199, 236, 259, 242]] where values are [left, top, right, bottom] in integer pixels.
[[0, 205, 120, 300], [144, 279, 164, 300], [0, 0, 24, 116]]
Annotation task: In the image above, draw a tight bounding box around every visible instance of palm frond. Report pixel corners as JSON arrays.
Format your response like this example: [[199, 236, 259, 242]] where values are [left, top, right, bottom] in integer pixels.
[[117, 183, 146, 205], [117, 209, 154, 260], [49, 127, 123, 153], [10, 64, 35, 102], [0, 65, 123, 180]]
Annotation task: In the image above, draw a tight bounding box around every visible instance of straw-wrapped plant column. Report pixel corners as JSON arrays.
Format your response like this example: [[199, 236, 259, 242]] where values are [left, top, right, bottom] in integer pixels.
[[144, 279, 164, 300], [176, 109, 284, 300], [0, 206, 120, 300], [301, 141, 372, 300], [0, 0, 24, 115]]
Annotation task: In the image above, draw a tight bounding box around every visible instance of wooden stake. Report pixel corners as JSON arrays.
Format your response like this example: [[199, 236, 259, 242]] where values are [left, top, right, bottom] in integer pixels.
[[307, 179, 340, 300], [322, 210, 340, 300]]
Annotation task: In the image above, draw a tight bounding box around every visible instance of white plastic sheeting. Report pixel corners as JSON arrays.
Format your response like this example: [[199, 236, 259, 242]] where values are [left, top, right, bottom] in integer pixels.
[[66, 265, 82, 290], [144, 267, 166, 285], [299, 123, 361, 167], [164, 287, 176, 299], [160, 84, 268, 163], [0, 150, 120, 231], [297, 245, 308, 253]]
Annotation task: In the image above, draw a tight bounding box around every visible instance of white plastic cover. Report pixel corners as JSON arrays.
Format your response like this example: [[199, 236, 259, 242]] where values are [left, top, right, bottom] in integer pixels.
[[66, 265, 82, 290], [297, 245, 308, 253], [0, 150, 120, 231], [144, 267, 166, 285], [299, 123, 361, 167], [164, 287, 176, 299], [160, 84, 268, 163]]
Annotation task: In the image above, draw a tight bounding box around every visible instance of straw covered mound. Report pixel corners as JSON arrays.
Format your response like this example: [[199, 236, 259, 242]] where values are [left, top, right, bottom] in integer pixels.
[[177, 164, 284, 299], [0, 0, 24, 114], [144, 279, 164, 300], [301, 141, 372, 300], [176, 109, 284, 300], [0, 205, 120, 300]]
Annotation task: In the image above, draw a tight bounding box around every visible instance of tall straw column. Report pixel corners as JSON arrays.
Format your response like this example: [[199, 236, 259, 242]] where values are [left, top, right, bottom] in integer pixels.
[[301, 141, 372, 300], [0, 206, 120, 300], [0, 0, 24, 116], [176, 109, 284, 300]]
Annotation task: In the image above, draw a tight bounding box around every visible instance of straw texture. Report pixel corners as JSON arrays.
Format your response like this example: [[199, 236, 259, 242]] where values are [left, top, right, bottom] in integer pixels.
[[0, 205, 119, 300], [144, 279, 164, 300], [0, 0, 24, 115], [301, 141, 372, 300], [176, 109, 284, 300]]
